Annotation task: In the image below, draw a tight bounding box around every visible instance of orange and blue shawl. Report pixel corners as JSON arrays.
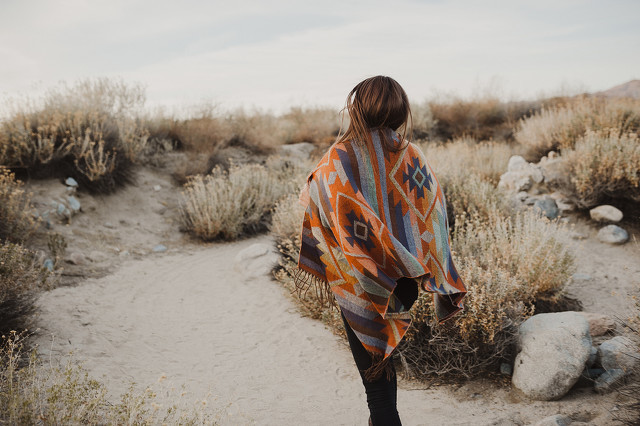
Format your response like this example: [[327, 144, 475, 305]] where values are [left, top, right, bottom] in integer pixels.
[[296, 128, 466, 372]]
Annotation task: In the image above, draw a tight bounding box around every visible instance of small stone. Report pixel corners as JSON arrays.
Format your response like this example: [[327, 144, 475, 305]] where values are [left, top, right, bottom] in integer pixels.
[[153, 185, 162, 191], [578, 312, 615, 337], [533, 414, 572, 426], [43, 259, 55, 272], [88, 250, 107, 263], [599, 336, 638, 373], [556, 200, 574, 212], [119, 250, 130, 258], [597, 225, 629, 245], [65, 177, 79, 187], [548, 151, 557, 159], [66, 196, 81, 212], [104, 222, 115, 229], [572, 273, 592, 281], [516, 191, 529, 202], [56, 203, 67, 215], [65, 252, 86, 265], [153, 244, 167, 253], [594, 368, 626, 393], [500, 362, 512, 376], [570, 231, 588, 240], [590, 205, 623, 223], [534, 196, 560, 220]]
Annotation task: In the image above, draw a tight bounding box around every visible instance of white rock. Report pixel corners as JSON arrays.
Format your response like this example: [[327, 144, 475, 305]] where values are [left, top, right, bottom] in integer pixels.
[[507, 155, 528, 172], [589, 205, 623, 223], [512, 312, 592, 400], [498, 171, 532, 192], [597, 225, 629, 245]]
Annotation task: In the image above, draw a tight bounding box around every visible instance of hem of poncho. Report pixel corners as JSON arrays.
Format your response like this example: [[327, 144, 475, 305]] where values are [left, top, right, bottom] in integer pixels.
[[293, 267, 337, 309]]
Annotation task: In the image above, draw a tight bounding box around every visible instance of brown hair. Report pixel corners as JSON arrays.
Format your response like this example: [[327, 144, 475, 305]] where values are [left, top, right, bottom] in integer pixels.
[[336, 75, 412, 151]]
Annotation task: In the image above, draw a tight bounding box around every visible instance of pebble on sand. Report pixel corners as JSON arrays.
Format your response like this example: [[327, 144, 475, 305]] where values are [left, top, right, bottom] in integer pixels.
[[589, 205, 623, 223]]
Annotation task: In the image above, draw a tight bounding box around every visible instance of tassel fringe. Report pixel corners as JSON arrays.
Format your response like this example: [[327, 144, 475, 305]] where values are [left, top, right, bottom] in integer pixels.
[[293, 268, 337, 309]]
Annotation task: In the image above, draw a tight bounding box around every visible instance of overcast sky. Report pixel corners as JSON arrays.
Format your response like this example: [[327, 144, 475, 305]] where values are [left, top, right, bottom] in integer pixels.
[[1, 0, 638, 113]]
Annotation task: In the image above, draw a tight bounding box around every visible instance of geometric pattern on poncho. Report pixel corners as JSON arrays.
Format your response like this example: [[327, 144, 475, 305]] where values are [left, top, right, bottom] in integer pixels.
[[297, 128, 466, 360]]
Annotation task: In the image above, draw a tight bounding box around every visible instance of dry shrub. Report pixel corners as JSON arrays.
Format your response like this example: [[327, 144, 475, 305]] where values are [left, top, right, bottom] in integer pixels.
[[279, 107, 339, 145], [179, 162, 298, 240], [559, 130, 640, 208], [420, 138, 515, 185], [427, 97, 538, 142], [0, 332, 214, 424], [515, 97, 640, 161], [0, 78, 148, 193], [0, 167, 39, 243], [400, 210, 575, 378], [0, 242, 49, 336]]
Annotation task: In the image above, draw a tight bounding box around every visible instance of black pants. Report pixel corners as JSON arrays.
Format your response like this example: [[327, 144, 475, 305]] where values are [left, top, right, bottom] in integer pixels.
[[341, 312, 402, 426]]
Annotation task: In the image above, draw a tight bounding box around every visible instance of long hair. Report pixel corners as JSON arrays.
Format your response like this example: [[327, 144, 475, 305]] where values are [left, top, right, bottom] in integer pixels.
[[336, 75, 412, 151]]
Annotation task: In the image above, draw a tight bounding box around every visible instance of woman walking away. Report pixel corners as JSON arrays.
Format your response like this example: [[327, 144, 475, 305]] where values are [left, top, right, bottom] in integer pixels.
[[295, 76, 467, 425]]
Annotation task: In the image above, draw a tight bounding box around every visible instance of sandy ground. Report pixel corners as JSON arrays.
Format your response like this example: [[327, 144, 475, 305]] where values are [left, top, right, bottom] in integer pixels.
[[28, 166, 639, 425]]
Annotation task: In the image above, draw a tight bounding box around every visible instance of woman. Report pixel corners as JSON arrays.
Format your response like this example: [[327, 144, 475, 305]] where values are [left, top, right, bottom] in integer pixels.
[[295, 76, 467, 425]]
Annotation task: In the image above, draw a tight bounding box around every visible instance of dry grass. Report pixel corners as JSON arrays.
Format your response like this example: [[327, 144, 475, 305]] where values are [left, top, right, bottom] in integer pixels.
[[0, 167, 39, 243], [0, 242, 49, 336], [0, 78, 148, 193], [179, 161, 303, 241], [515, 97, 640, 161], [0, 332, 214, 425], [559, 130, 640, 208]]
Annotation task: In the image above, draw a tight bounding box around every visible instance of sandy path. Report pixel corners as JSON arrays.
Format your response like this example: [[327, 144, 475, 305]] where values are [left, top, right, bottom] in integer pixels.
[[35, 236, 621, 425]]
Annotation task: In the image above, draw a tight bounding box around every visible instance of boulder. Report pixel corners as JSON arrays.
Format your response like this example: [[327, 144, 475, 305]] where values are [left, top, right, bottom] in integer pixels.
[[508, 155, 528, 172], [597, 225, 629, 245], [599, 336, 638, 373], [577, 312, 615, 337], [234, 243, 279, 279], [533, 414, 572, 426], [534, 196, 560, 220], [512, 312, 592, 400], [498, 171, 532, 192], [279, 142, 315, 161], [589, 205, 623, 223]]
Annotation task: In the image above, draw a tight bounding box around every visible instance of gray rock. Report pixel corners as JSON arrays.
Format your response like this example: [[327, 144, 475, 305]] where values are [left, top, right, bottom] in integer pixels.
[[499, 171, 533, 192], [153, 185, 162, 191], [594, 368, 626, 393], [597, 225, 629, 244], [234, 243, 279, 279], [104, 222, 115, 229], [500, 362, 512, 376], [515, 191, 530, 202], [152, 244, 167, 253], [570, 231, 588, 240], [589, 205, 623, 223], [43, 258, 55, 272], [587, 346, 598, 368], [279, 142, 316, 161], [65, 177, 78, 187], [66, 196, 81, 212], [65, 252, 86, 265], [534, 196, 560, 220], [533, 414, 572, 426], [599, 336, 638, 373], [512, 312, 592, 400]]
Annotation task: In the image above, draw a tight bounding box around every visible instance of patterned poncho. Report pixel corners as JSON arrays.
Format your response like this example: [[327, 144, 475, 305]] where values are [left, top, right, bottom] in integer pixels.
[[296, 128, 466, 370]]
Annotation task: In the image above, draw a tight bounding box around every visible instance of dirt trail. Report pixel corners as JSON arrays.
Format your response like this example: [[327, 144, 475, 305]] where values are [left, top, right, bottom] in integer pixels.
[[34, 232, 630, 425]]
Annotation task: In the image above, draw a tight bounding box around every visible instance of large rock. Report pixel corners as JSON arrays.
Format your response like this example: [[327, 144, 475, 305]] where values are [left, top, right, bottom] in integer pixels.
[[577, 312, 615, 337], [279, 142, 315, 161], [589, 205, 623, 223], [594, 368, 626, 394], [599, 336, 638, 373], [597, 225, 629, 244], [499, 156, 544, 192], [234, 243, 279, 279], [512, 312, 592, 400]]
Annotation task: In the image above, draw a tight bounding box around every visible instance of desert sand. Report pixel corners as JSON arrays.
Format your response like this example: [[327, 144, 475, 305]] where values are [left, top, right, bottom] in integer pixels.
[[29, 167, 639, 425]]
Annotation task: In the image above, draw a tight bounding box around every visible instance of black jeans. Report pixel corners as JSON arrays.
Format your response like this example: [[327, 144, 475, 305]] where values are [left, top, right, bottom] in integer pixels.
[[341, 312, 402, 426]]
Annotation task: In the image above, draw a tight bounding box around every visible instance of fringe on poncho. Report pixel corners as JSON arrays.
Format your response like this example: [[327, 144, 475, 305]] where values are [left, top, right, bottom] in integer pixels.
[[295, 128, 466, 380]]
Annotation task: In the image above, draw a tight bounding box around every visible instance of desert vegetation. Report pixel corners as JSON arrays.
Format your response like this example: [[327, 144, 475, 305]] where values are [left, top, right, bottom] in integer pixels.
[[1, 78, 639, 421]]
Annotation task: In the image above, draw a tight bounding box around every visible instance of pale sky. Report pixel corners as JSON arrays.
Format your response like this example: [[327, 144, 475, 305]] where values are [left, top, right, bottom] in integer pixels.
[[1, 0, 638, 113]]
